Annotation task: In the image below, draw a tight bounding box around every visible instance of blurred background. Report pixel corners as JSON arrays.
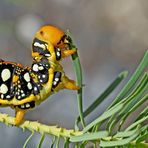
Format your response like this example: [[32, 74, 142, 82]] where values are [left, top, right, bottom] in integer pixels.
[[0, 0, 147, 147]]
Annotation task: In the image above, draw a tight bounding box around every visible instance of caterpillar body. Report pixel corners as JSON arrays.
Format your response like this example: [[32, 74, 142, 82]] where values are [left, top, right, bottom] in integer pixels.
[[0, 25, 79, 125]]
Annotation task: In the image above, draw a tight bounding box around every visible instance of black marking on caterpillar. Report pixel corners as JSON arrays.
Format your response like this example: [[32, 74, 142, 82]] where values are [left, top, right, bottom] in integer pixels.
[[32, 38, 51, 57], [17, 101, 35, 109], [54, 47, 61, 61], [15, 69, 33, 100], [52, 71, 62, 89], [31, 58, 50, 84], [0, 63, 15, 100]]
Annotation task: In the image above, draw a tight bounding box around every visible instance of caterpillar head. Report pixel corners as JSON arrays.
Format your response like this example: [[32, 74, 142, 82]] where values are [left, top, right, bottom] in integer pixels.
[[35, 25, 65, 46], [32, 25, 76, 61]]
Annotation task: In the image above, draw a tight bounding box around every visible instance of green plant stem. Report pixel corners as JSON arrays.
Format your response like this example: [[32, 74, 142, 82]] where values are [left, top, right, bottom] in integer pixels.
[[0, 112, 147, 147], [0, 112, 82, 138]]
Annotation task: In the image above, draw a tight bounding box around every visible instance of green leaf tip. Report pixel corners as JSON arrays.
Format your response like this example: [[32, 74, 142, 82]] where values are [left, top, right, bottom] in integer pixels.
[[108, 50, 148, 108], [113, 128, 139, 138], [83, 104, 123, 133], [70, 131, 108, 142], [119, 71, 128, 78], [100, 132, 139, 147]]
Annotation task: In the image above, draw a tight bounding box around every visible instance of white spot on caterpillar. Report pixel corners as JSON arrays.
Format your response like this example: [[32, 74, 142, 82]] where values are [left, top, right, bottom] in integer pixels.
[[53, 81, 57, 86], [25, 103, 30, 108], [34, 87, 38, 91], [32, 64, 39, 72], [17, 96, 21, 99], [1, 94, 4, 99], [18, 96, 21, 99], [56, 52, 60, 57], [42, 74, 46, 78], [24, 73, 30, 82], [20, 104, 25, 109], [6, 95, 10, 99], [21, 94, 25, 97], [27, 83, 32, 90], [55, 78, 59, 82], [40, 79, 43, 83], [38, 66, 44, 70], [0, 84, 8, 94], [34, 42, 46, 49], [1, 69, 11, 82], [57, 48, 60, 51], [45, 54, 51, 57]]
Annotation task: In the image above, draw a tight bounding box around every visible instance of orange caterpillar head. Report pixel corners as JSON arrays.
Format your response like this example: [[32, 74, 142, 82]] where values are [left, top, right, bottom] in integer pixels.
[[32, 25, 76, 60], [35, 25, 65, 46]]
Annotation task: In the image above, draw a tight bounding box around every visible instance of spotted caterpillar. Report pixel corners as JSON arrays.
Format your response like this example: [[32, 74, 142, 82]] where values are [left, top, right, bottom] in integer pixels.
[[0, 25, 79, 125]]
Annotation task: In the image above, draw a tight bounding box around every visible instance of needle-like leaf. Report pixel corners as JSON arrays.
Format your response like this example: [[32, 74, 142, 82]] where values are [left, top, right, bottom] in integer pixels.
[[75, 71, 128, 127], [108, 50, 148, 108], [37, 133, 45, 148], [66, 31, 85, 128], [100, 132, 139, 147], [83, 103, 123, 132], [70, 131, 108, 142], [23, 131, 34, 148]]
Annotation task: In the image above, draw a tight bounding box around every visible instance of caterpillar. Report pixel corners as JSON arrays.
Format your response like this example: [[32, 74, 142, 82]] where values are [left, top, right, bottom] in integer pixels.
[[0, 25, 79, 125]]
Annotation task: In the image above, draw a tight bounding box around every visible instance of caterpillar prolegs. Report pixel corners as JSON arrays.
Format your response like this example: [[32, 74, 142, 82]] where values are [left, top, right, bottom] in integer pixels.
[[0, 25, 79, 125]]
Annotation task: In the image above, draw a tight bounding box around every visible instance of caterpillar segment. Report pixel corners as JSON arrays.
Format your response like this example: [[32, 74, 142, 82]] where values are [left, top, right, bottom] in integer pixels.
[[0, 25, 79, 125]]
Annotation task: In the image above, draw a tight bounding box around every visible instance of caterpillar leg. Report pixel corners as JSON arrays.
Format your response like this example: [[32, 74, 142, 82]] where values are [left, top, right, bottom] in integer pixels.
[[15, 109, 26, 126], [62, 76, 80, 90], [61, 49, 76, 58], [52, 71, 80, 92]]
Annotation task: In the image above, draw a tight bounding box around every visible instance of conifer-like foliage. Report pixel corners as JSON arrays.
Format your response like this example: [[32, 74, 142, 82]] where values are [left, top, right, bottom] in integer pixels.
[[0, 32, 147, 147]]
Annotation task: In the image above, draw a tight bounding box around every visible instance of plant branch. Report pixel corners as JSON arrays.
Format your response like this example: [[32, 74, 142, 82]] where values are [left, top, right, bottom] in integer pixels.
[[0, 112, 147, 147], [0, 112, 82, 138]]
